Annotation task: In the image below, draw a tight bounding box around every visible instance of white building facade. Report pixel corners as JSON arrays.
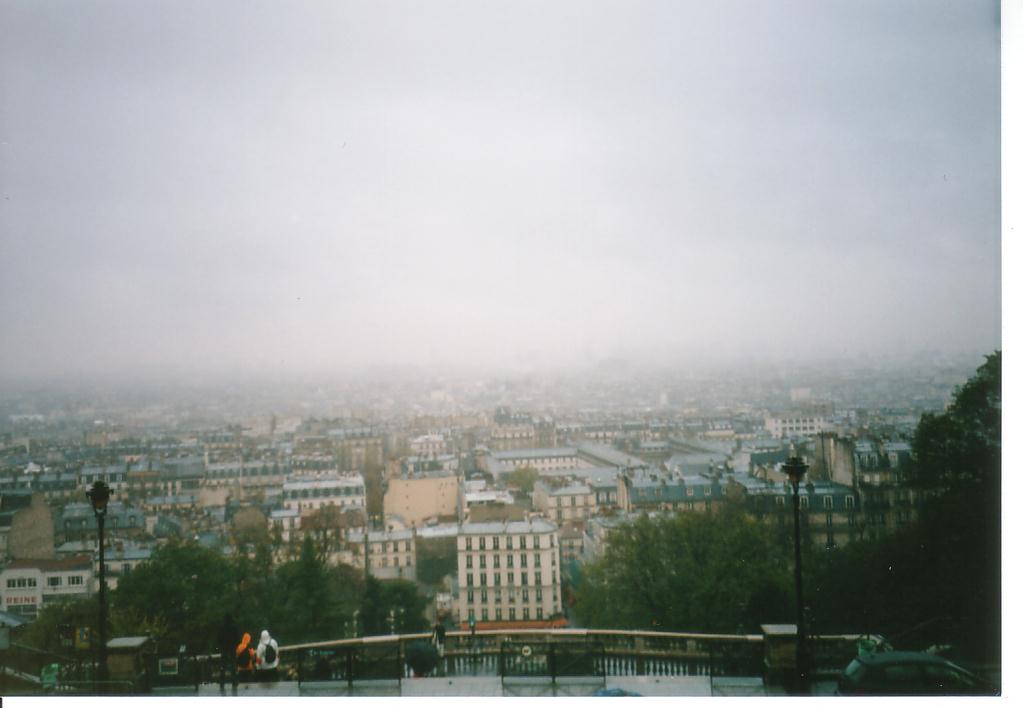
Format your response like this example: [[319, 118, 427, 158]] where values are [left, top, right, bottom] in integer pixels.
[[456, 519, 561, 625], [282, 475, 366, 514], [1, 556, 94, 620]]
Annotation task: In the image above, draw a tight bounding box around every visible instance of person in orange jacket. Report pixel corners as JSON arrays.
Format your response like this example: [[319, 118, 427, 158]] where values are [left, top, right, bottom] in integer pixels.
[[235, 632, 256, 678]]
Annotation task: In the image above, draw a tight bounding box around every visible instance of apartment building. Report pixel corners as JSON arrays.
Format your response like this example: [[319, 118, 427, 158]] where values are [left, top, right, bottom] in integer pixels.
[[346, 529, 417, 580], [409, 434, 447, 457], [491, 448, 580, 475], [1, 555, 93, 620], [765, 414, 828, 439], [282, 475, 366, 514], [456, 519, 562, 626], [532, 479, 596, 523]]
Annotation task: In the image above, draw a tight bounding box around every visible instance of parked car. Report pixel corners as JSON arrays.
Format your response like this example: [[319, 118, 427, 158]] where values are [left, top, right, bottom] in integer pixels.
[[836, 651, 997, 696]]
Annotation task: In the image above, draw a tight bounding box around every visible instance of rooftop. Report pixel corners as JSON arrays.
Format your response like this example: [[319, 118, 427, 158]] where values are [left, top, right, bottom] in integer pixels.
[[460, 518, 557, 535]]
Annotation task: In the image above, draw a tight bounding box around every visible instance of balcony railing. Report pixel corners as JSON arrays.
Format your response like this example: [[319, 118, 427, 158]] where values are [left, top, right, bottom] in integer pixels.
[[8, 628, 871, 695]]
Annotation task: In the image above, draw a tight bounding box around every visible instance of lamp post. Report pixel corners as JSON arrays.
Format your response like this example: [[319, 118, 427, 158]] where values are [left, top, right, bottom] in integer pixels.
[[782, 453, 808, 695], [86, 480, 111, 686]]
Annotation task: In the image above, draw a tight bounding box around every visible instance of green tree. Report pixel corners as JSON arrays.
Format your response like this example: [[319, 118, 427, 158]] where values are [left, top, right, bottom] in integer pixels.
[[359, 577, 429, 636], [574, 508, 791, 633], [912, 351, 1000, 490], [16, 596, 103, 656], [807, 352, 1000, 664], [416, 538, 457, 587], [507, 466, 540, 494], [112, 541, 236, 653], [363, 463, 385, 517], [271, 537, 346, 641]]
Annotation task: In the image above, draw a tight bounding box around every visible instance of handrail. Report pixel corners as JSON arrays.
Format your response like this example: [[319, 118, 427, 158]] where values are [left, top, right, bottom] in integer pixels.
[[273, 628, 869, 655]]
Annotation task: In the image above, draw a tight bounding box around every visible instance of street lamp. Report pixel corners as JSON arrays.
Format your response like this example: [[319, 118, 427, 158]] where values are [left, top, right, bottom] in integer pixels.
[[782, 452, 808, 695], [86, 480, 111, 686]]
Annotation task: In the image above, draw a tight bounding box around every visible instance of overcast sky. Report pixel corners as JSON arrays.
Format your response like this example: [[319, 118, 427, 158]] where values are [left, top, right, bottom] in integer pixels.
[[0, 0, 1001, 382]]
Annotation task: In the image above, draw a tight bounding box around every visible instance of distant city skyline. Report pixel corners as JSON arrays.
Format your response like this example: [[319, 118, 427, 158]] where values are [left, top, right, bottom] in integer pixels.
[[0, 0, 1001, 382]]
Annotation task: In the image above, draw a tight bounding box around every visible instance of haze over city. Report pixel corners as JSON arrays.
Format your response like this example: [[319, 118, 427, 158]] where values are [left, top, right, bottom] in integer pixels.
[[0, 0, 1000, 385]]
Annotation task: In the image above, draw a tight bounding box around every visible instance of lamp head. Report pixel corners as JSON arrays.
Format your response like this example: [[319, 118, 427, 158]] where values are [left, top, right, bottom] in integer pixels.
[[782, 454, 808, 487], [86, 480, 111, 516]]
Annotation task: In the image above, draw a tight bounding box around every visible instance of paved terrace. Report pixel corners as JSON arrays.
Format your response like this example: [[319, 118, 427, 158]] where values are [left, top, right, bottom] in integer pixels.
[[152, 675, 838, 697]]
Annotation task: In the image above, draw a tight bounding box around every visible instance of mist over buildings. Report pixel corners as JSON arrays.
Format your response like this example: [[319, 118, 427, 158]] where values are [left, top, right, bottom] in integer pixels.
[[0, 0, 1000, 385]]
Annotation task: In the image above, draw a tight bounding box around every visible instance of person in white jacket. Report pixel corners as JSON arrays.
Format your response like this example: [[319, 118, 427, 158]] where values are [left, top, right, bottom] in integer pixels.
[[255, 629, 280, 679]]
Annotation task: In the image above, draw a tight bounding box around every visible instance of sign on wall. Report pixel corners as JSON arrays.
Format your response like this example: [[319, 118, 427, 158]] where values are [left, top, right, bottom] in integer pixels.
[[158, 658, 179, 676], [76, 626, 92, 650]]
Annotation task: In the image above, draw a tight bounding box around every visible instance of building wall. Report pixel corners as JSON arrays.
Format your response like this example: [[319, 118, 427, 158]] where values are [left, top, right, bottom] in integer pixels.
[[765, 415, 826, 438], [383, 475, 459, 528], [456, 522, 562, 625], [814, 434, 856, 486], [282, 477, 366, 514], [8, 496, 55, 560], [1, 561, 93, 620], [532, 484, 596, 524], [349, 531, 417, 581]]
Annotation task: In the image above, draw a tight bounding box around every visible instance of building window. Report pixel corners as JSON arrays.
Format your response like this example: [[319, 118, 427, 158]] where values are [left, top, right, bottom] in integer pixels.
[[482, 608, 489, 621], [523, 608, 530, 620], [536, 588, 543, 601], [509, 608, 516, 621], [505, 537, 513, 550], [521, 572, 528, 585], [532, 536, 539, 549], [496, 608, 502, 621], [507, 572, 514, 585], [493, 555, 500, 568], [534, 552, 540, 566], [492, 536, 499, 549], [466, 555, 473, 569], [68, 575, 83, 586], [466, 574, 474, 587], [480, 555, 487, 569], [481, 573, 487, 586], [507, 553, 514, 567], [824, 496, 834, 509], [519, 536, 526, 549], [481, 589, 488, 603], [48, 576, 62, 587], [534, 571, 541, 585], [845, 495, 855, 510], [520, 553, 527, 566]]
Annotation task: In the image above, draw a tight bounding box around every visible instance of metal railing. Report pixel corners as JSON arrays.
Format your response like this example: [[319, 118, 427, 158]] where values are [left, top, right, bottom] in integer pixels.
[[3, 628, 869, 694]]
